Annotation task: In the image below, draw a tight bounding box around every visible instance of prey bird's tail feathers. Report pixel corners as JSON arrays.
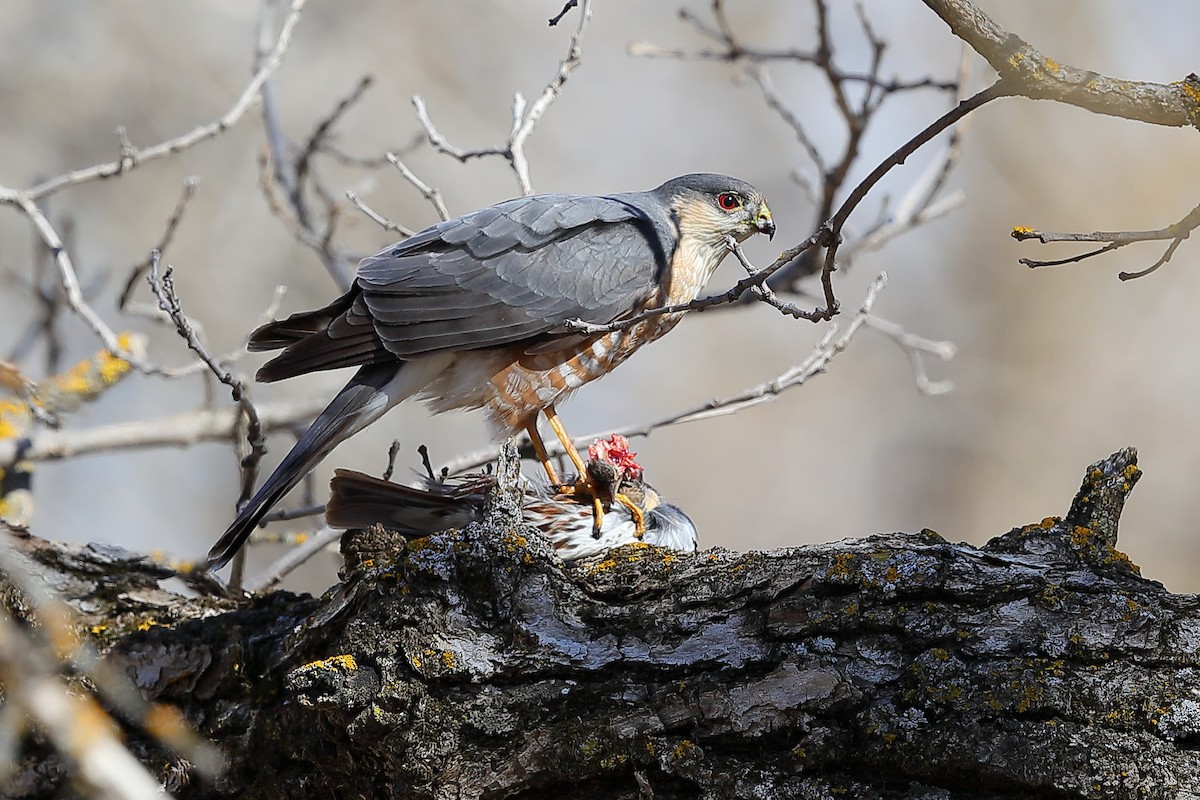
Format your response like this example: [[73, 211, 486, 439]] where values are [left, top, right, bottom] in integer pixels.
[[205, 358, 450, 570], [326, 469, 484, 535]]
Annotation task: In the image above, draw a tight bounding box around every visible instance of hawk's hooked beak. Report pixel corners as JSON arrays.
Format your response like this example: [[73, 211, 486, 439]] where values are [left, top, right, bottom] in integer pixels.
[[755, 205, 776, 240]]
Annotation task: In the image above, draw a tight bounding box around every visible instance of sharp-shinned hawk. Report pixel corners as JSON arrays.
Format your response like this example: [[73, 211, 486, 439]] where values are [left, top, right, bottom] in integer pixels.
[[206, 173, 773, 569]]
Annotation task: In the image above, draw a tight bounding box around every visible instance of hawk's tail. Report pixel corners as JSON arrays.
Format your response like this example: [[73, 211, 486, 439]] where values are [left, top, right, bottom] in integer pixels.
[[247, 291, 356, 352], [206, 358, 448, 570]]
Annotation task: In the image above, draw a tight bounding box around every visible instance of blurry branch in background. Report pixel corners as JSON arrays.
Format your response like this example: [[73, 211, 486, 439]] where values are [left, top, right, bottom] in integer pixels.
[[438, 273, 889, 477], [1012, 202, 1200, 281], [256, 62, 375, 289], [0, 393, 330, 467], [0, 535, 224, 797], [6, 217, 100, 372], [0, 0, 309, 371], [243, 524, 343, 593], [409, 0, 594, 197]]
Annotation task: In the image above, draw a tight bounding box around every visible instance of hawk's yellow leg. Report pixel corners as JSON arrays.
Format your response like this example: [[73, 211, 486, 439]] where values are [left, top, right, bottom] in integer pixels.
[[543, 404, 646, 538]]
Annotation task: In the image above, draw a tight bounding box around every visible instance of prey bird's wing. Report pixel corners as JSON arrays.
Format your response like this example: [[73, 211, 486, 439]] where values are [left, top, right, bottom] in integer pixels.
[[256, 192, 674, 380]]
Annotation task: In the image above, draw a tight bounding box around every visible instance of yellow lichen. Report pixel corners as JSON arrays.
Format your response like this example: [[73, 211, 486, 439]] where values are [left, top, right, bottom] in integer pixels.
[[300, 654, 359, 672], [828, 553, 857, 580], [672, 740, 696, 760], [1011, 225, 1035, 238]]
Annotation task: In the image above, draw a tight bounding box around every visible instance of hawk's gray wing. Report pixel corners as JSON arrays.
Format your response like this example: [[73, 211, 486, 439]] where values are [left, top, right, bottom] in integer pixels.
[[256, 192, 673, 380], [358, 192, 671, 357]]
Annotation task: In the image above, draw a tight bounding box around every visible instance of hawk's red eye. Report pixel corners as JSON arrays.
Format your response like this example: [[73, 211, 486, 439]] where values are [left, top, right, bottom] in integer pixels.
[[717, 193, 740, 211]]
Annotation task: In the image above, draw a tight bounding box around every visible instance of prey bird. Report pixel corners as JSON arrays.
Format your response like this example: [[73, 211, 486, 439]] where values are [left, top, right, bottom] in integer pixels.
[[206, 173, 773, 569], [325, 437, 698, 561]]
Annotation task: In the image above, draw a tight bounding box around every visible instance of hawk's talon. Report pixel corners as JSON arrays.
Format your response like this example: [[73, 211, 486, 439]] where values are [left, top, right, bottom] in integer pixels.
[[614, 492, 646, 539], [590, 495, 605, 538]]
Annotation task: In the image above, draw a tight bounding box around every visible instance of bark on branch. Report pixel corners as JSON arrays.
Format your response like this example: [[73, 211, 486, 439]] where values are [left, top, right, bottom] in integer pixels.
[[924, 0, 1200, 130], [6, 448, 1200, 799]]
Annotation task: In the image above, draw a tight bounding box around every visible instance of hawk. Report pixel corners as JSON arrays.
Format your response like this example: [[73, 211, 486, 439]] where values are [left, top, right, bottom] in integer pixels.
[[206, 173, 773, 569]]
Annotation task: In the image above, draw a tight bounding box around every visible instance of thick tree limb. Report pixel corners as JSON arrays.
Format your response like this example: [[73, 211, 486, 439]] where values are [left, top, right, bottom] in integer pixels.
[[5, 448, 1200, 798], [923, 0, 1200, 130]]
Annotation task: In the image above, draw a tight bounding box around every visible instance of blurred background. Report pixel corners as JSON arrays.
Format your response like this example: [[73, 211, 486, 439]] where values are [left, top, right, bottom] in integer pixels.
[[2, 1, 1197, 591]]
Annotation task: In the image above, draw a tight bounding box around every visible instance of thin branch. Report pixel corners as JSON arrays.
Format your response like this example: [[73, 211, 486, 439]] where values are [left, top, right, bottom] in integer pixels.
[[1012, 201, 1200, 280], [146, 253, 267, 508], [244, 526, 343, 593], [811, 80, 1013, 314], [258, 503, 325, 525], [412, 0, 593, 196], [345, 190, 417, 237], [118, 177, 199, 310], [629, 0, 957, 94], [864, 315, 956, 396], [548, 0, 579, 27], [386, 152, 450, 221], [0, 193, 155, 372], [0, 393, 330, 466], [563, 232, 824, 335]]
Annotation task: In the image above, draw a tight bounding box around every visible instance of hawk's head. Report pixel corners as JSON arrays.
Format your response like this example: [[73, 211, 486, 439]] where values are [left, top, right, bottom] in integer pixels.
[[656, 173, 775, 246]]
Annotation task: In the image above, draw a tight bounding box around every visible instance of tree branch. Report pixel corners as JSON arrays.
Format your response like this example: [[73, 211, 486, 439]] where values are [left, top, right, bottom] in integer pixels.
[[923, 0, 1200, 130]]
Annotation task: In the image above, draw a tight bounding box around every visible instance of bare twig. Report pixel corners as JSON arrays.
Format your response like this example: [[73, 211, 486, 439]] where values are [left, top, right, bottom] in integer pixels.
[[1012, 202, 1200, 280], [244, 525, 343, 593], [811, 80, 1012, 312], [0, 393, 329, 466], [630, 0, 957, 94], [386, 153, 450, 221], [258, 504, 326, 525], [563, 232, 825, 335], [257, 75, 356, 289], [412, 0, 594, 195], [119, 177, 199, 310], [293, 75, 375, 219], [548, 0, 579, 27], [864, 315, 957, 396], [345, 190, 417, 237], [146, 253, 267, 507]]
